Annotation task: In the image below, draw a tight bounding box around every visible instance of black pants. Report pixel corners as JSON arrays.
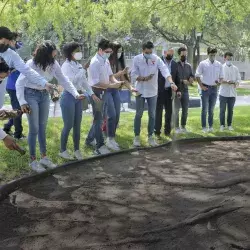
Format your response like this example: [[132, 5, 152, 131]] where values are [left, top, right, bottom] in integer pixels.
[[155, 88, 172, 135], [219, 95, 236, 126], [4, 89, 23, 138]]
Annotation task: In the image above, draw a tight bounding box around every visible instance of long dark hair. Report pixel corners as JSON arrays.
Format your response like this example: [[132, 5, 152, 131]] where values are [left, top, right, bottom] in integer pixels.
[[109, 42, 129, 81], [33, 40, 57, 71]]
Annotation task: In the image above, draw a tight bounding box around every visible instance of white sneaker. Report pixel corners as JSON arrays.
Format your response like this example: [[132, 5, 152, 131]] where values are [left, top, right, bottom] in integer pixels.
[[40, 157, 57, 169], [59, 150, 74, 160], [133, 136, 141, 147], [95, 145, 111, 155], [208, 127, 214, 132], [30, 161, 46, 173], [74, 150, 83, 160], [106, 138, 120, 151], [220, 126, 224, 132], [228, 126, 234, 131], [175, 128, 182, 134], [202, 128, 208, 133], [148, 136, 159, 147]]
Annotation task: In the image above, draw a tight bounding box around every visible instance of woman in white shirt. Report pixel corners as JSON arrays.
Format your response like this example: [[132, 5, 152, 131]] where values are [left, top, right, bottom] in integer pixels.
[[59, 42, 99, 160], [16, 41, 84, 173]]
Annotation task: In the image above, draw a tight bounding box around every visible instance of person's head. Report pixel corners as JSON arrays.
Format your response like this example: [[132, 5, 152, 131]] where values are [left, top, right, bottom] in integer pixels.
[[63, 41, 82, 62], [98, 39, 113, 60], [0, 60, 10, 83], [178, 47, 188, 62], [0, 26, 14, 53], [142, 41, 154, 59], [224, 51, 233, 66], [33, 40, 57, 71], [207, 47, 217, 62], [163, 48, 174, 61]]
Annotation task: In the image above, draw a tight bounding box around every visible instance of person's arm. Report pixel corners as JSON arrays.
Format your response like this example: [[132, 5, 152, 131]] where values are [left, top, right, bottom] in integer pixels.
[[219, 64, 224, 83], [15, 73, 27, 106], [53, 61, 80, 98], [235, 67, 241, 87], [2, 49, 48, 88], [195, 62, 207, 90]]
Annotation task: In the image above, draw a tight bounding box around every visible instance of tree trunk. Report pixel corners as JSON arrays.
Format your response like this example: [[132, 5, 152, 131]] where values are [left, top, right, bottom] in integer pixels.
[[187, 46, 194, 67]]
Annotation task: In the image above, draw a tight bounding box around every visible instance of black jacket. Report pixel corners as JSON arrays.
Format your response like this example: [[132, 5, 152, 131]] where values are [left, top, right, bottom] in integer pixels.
[[158, 57, 180, 93]]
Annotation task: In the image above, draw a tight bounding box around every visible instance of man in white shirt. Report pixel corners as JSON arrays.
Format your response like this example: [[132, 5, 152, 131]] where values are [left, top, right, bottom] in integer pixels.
[[195, 47, 224, 132], [219, 52, 241, 131], [131, 41, 177, 147], [85, 39, 123, 155]]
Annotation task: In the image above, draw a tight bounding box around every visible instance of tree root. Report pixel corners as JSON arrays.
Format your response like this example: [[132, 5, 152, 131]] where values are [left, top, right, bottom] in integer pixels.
[[147, 167, 250, 189]]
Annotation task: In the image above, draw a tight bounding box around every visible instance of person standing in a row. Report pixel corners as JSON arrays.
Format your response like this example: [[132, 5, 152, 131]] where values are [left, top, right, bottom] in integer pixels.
[[154, 47, 180, 137], [131, 41, 177, 147], [85, 39, 123, 155], [59, 42, 99, 160]]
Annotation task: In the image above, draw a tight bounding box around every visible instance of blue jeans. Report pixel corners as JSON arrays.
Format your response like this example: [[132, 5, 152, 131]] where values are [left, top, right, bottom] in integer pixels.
[[25, 88, 50, 158], [60, 91, 83, 152], [201, 86, 218, 128], [219, 95, 236, 126], [106, 89, 121, 137], [86, 89, 107, 149], [134, 95, 157, 136], [4, 89, 23, 138], [175, 90, 189, 128]]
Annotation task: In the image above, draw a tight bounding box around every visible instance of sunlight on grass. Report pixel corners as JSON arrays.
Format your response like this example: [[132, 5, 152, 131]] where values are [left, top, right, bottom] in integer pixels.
[[0, 106, 250, 182]]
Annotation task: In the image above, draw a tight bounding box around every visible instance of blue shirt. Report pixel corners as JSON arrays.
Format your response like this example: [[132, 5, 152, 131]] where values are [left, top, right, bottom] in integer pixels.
[[6, 70, 20, 90], [0, 48, 47, 87]]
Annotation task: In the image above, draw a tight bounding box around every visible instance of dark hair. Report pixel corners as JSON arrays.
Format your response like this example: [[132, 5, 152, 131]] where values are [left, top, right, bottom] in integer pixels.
[[224, 51, 233, 58], [62, 41, 80, 61], [178, 47, 187, 55], [98, 39, 111, 50], [0, 26, 13, 40], [0, 60, 9, 73], [33, 40, 57, 71], [207, 47, 217, 54], [109, 42, 129, 80], [142, 41, 154, 50]]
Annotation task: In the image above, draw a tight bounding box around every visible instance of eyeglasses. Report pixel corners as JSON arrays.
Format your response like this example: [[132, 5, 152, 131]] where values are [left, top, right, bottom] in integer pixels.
[[104, 50, 113, 54]]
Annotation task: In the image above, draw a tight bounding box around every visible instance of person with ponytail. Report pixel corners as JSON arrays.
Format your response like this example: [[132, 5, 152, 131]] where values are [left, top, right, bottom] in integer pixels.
[[16, 41, 84, 173]]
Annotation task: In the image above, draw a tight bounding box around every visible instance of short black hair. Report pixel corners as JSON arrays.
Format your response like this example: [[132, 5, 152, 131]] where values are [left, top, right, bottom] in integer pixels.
[[0, 60, 9, 73], [11, 32, 19, 41], [0, 26, 13, 40], [98, 39, 111, 50], [62, 42, 81, 61], [207, 47, 217, 54], [178, 46, 187, 55], [142, 41, 154, 50], [224, 51, 233, 58]]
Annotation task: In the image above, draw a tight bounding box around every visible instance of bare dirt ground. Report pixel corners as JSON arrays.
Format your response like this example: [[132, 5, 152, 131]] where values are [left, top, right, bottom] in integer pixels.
[[1, 140, 250, 250]]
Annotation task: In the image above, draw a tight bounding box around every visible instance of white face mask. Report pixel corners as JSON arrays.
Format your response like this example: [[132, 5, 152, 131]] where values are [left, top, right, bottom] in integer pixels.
[[226, 61, 232, 66], [73, 52, 83, 61], [117, 52, 122, 58]]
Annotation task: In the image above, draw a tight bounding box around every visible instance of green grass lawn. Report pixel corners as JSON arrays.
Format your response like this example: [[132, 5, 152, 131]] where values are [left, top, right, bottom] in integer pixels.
[[189, 83, 250, 97], [0, 106, 250, 183]]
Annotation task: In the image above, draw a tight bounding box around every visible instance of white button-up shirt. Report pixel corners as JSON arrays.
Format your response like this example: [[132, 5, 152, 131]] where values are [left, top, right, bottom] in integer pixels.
[[131, 54, 171, 98], [0, 48, 47, 87], [195, 58, 224, 86], [219, 63, 241, 97], [88, 53, 113, 87], [61, 59, 93, 96], [16, 59, 79, 106]]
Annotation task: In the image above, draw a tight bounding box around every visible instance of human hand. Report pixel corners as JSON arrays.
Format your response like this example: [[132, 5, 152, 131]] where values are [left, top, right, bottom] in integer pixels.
[[177, 91, 182, 98], [3, 135, 19, 150], [45, 83, 54, 92], [92, 94, 100, 102], [76, 94, 85, 100], [21, 104, 31, 114], [201, 84, 208, 91], [171, 83, 178, 91]]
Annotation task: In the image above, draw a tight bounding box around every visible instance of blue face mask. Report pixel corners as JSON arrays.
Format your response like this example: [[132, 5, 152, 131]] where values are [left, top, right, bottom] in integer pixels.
[[102, 53, 111, 60], [15, 41, 23, 50], [144, 53, 152, 60]]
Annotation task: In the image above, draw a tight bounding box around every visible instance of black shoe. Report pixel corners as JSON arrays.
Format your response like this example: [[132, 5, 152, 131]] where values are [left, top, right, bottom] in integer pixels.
[[3, 128, 13, 135], [14, 134, 26, 140], [164, 131, 171, 137]]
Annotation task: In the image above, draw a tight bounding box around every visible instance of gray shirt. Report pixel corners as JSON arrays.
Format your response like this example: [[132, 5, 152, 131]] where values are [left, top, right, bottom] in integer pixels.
[[177, 61, 194, 90]]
